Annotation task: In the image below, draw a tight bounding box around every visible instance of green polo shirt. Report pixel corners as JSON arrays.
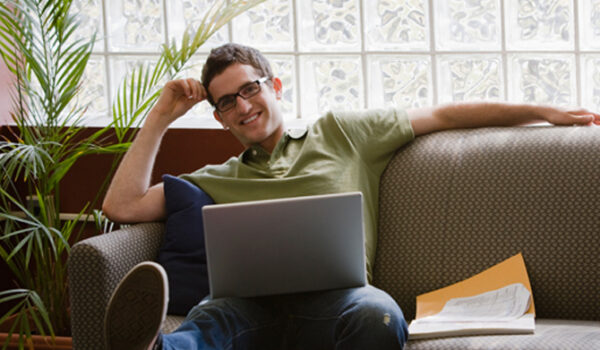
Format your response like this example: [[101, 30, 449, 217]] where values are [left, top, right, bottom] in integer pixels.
[[181, 108, 414, 281]]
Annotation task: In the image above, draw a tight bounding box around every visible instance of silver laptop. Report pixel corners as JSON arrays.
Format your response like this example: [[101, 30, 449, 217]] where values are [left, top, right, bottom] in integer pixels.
[[202, 192, 367, 299]]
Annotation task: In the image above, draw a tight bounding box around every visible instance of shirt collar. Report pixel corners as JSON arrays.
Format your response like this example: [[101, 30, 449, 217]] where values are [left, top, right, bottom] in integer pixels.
[[241, 127, 308, 163], [287, 127, 308, 140]]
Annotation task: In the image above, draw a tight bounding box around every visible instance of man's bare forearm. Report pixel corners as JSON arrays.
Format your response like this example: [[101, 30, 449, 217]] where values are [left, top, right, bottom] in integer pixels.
[[409, 102, 599, 136], [102, 113, 169, 223]]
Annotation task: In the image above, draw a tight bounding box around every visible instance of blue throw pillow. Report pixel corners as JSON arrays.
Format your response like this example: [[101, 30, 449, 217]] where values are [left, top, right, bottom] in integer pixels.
[[157, 174, 213, 315]]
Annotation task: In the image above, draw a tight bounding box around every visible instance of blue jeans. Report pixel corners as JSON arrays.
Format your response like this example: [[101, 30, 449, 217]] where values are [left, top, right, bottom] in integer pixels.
[[161, 285, 408, 349]]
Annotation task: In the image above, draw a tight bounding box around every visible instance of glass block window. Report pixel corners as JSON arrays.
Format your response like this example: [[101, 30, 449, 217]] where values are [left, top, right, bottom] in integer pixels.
[[437, 55, 504, 103], [367, 55, 432, 109], [434, 0, 501, 51], [364, 0, 429, 51], [233, 0, 294, 51], [72, 0, 600, 128], [508, 54, 577, 106], [300, 56, 363, 117], [106, 0, 165, 52], [167, 1, 229, 51], [505, 0, 574, 51]]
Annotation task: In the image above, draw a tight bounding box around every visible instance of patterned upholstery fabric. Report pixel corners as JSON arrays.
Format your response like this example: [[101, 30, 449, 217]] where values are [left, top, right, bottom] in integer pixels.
[[373, 126, 600, 348], [163, 316, 186, 334], [68, 222, 165, 350], [405, 319, 600, 350], [69, 127, 600, 349], [373, 127, 599, 323]]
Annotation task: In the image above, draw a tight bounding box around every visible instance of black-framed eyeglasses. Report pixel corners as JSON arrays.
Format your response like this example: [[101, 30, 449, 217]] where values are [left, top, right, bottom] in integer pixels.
[[214, 76, 270, 113]]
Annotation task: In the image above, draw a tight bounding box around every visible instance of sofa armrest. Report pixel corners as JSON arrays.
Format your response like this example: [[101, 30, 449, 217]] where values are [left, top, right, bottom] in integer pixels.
[[68, 222, 165, 350]]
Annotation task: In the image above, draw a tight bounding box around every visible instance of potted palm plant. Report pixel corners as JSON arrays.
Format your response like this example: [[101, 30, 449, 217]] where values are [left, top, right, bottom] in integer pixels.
[[0, 0, 264, 348]]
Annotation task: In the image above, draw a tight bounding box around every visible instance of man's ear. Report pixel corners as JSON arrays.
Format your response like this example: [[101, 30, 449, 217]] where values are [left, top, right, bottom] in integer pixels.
[[272, 77, 282, 100], [213, 110, 229, 130]]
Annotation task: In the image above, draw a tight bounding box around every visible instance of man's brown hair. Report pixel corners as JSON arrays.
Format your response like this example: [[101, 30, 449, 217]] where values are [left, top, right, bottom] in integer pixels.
[[201, 43, 273, 105]]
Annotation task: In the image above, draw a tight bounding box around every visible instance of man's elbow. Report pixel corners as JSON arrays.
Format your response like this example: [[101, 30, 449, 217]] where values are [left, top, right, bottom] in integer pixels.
[[101, 199, 136, 224], [101, 199, 123, 223], [101, 195, 166, 224], [410, 110, 453, 136]]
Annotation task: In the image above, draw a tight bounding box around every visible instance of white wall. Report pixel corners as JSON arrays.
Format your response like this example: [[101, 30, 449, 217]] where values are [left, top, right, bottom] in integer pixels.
[[0, 59, 13, 125]]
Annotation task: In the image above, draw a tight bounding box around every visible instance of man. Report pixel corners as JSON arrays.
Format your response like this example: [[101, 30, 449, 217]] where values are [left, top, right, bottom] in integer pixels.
[[102, 43, 599, 350]]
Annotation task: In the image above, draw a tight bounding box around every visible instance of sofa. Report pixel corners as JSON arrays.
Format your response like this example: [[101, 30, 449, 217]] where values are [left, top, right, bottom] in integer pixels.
[[68, 126, 600, 349]]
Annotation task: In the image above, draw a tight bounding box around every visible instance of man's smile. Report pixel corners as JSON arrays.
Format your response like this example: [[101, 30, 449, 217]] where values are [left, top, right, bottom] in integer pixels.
[[241, 113, 260, 125]]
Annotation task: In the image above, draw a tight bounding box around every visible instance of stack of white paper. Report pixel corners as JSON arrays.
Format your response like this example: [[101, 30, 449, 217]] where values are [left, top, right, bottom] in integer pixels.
[[408, 283, 535, 339]]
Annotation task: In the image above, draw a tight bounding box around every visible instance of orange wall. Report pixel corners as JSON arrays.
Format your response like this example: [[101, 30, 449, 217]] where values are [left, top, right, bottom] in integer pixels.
[[60, 127, 244, 213], [0, 125, 243, 212]]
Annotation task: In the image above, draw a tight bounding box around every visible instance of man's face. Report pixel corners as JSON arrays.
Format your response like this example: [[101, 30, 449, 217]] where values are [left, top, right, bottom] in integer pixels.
[[209, 63, 284, 153]]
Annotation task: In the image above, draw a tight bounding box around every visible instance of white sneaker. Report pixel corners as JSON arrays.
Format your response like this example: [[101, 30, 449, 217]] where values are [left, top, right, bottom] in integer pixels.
[[104, 262, 168, 350]]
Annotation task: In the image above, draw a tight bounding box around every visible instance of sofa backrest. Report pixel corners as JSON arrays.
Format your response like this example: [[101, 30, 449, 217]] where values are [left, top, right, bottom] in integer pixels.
[[373, 126, 599, 322]]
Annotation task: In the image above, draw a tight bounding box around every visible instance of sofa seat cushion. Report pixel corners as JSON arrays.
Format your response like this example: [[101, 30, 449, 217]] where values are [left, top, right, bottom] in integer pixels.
[[159, 317, 600, 347], [162, 315, 186, 334], [405, 319, 600, 350]]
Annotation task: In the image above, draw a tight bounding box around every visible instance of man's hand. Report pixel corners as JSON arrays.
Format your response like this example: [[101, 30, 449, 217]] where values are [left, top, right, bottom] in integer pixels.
[[537, 106, 600, 126], [150, 78, 207, 127]]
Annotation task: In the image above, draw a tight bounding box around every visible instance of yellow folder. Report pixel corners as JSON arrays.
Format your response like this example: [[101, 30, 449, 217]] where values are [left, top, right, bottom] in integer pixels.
[[415, 253, 536, 319]]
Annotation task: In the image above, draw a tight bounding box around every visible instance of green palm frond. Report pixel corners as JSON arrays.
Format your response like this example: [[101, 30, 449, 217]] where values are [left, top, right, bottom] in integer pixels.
[[0, 141, 56, 181], [0, 289, 54, 347], [0, 0, 96, 339], [0, 0, 265, 341], [0, 186, 65, 265], [0, 0, 94, 128], [111, 58, 170, 141], [0, 5, 22, 72]]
